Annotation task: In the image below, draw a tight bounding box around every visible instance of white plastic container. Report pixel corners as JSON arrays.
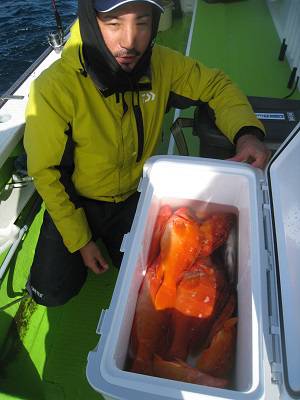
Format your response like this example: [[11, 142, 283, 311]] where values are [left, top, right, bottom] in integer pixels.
[[86, 122, 300, 399]]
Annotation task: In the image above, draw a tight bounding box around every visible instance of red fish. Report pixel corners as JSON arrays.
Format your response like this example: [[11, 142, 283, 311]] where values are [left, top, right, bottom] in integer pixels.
[[198, 213, 234, 257], [147, 205, 173, 265], [167, 257, 226, 360], [196, 317, 238, 379], [202, 290, 237, 350], [154, 208, 202, 310], [130, 257, 169, 375], [153, 355, 228, 388]]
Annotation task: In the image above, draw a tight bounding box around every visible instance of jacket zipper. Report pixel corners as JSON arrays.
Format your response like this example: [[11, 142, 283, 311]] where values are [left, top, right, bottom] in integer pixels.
[[132, 91, 144, 162]]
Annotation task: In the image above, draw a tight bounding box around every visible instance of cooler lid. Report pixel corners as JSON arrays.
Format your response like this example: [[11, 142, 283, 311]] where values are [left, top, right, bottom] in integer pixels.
[[266, 122, 300, 396]]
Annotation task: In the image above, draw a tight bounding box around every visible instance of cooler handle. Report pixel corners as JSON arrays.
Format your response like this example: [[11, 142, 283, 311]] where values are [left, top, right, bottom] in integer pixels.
[[120, 232, 130, 253], [96, 309, 109, 335]]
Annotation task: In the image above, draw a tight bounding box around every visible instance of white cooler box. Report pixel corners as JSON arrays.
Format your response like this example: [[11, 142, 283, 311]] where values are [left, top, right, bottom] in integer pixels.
[[86, 122, 300, 400]]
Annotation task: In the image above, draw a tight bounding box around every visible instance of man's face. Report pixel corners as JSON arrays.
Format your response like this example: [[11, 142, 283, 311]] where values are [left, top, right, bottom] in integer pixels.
[[96, 3, 153, 72]]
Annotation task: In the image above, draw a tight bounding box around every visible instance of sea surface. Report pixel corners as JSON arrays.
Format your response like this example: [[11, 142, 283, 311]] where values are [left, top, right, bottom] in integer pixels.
[[0, 0, 77, 95]]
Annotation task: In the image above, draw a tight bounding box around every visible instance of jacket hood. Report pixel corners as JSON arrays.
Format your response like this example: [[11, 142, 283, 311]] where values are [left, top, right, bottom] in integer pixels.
[[76, 0, 162, 96], [61, 21, 85, 72]]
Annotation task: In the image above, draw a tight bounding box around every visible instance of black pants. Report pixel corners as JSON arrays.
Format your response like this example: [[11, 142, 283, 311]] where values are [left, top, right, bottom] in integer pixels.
[[26, 192, 140, 307]]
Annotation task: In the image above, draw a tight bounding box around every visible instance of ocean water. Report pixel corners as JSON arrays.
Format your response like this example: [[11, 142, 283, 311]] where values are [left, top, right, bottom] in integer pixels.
[[0, 0, 77, 95]]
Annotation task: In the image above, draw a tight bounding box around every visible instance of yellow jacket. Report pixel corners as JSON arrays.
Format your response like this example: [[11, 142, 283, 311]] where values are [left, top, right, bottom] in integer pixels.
[[24, 21, 264, 253]]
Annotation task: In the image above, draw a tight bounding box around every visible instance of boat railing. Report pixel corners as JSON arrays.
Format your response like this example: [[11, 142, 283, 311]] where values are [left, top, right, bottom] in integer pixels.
[[267, 0, 300, 92], [0, 46, 53, 110], [0, 42, 62, 273]]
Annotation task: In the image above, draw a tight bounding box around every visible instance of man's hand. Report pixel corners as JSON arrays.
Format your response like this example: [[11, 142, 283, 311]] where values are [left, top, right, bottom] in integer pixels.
[[228, 134, 271, 169], [79, 241, 109, 274]]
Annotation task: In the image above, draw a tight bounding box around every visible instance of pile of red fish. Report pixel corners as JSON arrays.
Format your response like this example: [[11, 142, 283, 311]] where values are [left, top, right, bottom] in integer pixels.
[[128, 205, 238, 389]]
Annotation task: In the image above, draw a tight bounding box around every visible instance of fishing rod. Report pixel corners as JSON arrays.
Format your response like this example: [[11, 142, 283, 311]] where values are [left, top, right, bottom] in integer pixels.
[[48, 0, 64, 52]]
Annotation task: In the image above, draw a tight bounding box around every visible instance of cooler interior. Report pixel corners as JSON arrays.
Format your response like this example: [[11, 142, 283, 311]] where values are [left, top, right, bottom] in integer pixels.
[[97, 158, 265, 399]]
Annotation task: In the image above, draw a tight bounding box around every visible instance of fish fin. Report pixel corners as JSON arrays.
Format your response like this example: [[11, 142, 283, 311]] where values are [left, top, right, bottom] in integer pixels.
[[155, 283, 176, 310]]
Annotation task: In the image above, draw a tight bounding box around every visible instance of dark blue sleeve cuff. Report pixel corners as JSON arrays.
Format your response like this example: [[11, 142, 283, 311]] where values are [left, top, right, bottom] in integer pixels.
[[233, 126, 265, 144]]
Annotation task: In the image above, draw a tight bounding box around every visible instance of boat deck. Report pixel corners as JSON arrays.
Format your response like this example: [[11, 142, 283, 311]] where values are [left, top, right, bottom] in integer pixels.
[[0, 1, 299, 399], [173, 0, 300, 157]]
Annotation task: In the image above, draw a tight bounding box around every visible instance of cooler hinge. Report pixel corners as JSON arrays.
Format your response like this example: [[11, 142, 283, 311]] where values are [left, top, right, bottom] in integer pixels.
[[260, 180, 273, 261], [262, 203, 274, 269], [267, 267, 283, 385], [270, 361, 283, 386], [260, 181, 270, 206], [260, 180, 283, 385], [269, 316, 283, 385]]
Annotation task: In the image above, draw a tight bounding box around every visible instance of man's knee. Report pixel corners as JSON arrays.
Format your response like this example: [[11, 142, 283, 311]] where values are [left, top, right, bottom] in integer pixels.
[[28, 211, 88, 306], [26, 270, 87, 307]]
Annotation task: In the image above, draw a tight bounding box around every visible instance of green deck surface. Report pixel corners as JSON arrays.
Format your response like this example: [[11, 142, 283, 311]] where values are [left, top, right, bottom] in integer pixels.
[[179, 0, 300, 157], [1, 1, 299, 398]]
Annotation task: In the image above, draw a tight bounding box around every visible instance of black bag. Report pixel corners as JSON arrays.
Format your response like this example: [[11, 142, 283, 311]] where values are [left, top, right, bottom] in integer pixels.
[[193, 96, 300, 159]]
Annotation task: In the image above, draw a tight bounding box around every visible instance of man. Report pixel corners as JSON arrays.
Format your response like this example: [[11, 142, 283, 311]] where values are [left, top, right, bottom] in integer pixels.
[[24, 0, 270, 307]]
